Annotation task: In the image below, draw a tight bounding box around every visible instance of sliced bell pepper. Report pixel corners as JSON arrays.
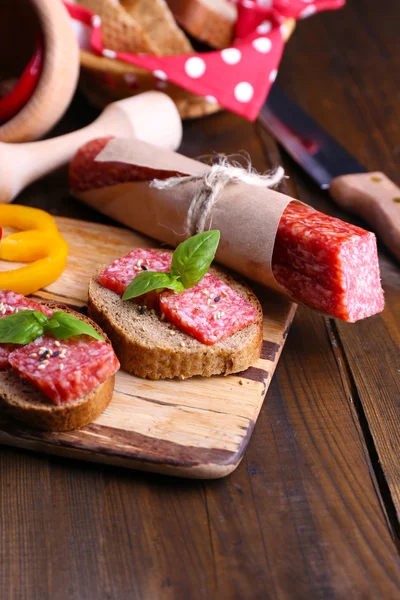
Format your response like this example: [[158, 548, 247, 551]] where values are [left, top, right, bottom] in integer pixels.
[[0, 205, 68, 295]]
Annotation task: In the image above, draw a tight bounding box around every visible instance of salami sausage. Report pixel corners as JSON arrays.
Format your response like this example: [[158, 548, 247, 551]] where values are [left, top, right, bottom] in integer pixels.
[[70, 140, 384, 322], [9, 336, 120, 406], [160, 272, 258, 345]]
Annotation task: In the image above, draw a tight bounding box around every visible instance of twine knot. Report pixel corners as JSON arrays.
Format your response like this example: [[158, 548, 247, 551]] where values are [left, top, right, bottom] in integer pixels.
[[150, 156, 285, 236]]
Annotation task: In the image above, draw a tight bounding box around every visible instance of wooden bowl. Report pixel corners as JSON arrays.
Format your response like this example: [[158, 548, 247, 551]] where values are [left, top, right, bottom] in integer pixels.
[[0, 0, 80, 142]]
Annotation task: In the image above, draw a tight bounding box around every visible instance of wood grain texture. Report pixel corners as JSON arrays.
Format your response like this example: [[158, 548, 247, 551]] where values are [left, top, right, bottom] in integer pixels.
[[1, 0, 400, 596], [0, 216, 296, 479]]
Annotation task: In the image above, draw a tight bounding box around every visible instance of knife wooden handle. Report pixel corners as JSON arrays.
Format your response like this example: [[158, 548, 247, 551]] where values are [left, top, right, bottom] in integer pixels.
[[330, 172, 400, 260]]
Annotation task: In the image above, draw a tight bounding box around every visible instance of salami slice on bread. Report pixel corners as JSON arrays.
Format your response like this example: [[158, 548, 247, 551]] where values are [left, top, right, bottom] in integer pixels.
[[0, 303, 119, 431], [88, 257, 263, 380]]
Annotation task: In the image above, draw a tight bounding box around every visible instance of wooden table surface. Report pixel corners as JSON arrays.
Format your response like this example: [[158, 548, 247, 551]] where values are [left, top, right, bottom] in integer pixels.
[[1, 0, 399, 598]]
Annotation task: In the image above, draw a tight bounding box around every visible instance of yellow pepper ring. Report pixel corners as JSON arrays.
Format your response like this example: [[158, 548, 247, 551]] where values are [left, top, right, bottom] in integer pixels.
[[0, 206, 68, 296]]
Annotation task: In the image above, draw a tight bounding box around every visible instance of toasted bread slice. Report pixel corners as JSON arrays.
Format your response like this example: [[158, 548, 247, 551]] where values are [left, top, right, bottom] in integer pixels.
[[88, 263, 263, 380], [0, 304, 116, 432], [166, 0, 237, 49], [121, 0, 193, 54]]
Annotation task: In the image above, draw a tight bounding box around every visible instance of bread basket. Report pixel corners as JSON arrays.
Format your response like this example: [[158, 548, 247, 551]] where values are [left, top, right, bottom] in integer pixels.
[[75, 0, 296, 120]]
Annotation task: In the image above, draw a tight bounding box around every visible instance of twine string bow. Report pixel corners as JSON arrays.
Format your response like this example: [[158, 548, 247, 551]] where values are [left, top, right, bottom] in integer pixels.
[[151, 157, 285, 236]]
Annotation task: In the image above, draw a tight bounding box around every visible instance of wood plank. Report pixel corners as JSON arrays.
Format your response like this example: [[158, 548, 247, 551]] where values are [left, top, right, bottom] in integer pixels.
[[2, 1, 400, 596], [0, 216, 296, 478], [276, 0, 400, 534], [333, 283, 400, 524]]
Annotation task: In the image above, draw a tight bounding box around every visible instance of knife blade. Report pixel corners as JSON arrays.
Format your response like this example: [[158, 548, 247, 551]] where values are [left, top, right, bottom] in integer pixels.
[[258, 86, 400, 260]]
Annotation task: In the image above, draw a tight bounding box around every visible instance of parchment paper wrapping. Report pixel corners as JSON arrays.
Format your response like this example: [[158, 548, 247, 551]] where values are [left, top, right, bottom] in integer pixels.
[[76, 138, 294, 294]]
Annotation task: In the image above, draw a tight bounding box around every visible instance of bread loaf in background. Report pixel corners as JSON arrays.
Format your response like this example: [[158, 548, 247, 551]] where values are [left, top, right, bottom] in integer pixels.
[[166, 0, 237, 49], [77, 0, 193, 55], [120, 0, 193, 54]]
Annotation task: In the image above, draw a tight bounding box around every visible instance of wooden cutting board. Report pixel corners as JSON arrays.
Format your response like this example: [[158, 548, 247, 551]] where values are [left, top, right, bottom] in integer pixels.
[[0, 217, 296, 478]]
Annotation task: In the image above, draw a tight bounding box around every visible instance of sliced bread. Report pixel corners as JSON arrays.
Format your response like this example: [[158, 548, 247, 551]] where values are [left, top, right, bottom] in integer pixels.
[[120, 0, 193, 54], [88, 262, 263, 380], [0, 303, 116, 431], [77, 0, 157, 54], [166, 0, 237, 49]]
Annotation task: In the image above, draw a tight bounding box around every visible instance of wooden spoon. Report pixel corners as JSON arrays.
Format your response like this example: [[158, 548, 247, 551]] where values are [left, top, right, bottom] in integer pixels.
[[0, 91, 183, 204]]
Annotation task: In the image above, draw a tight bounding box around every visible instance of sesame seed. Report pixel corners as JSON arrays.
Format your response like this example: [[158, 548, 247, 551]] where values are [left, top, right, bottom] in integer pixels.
[[207, 298, 211, 305], [174, 304, 179, 310], [146, 259, 150, 266], [15, 308, 19, 313], [37, 364, 46, 370], [160, 312, 165, 321], [140, 306, 145, 315], [59, 364, 64, 371], [201, 290, 208, 296], [180, 341, 186, 347], [141, 265, 148, 270], [29, 353, 38, 358], [59, 355, 66, 359], [52, 351, 60, 358], [1, 308, 6, 314], [54, 341, 60, 347], [137, 259, 143, 267], [220, 311, 225, 317], [60, 348, 67, 357], [169, 331, 176, 336], [221, 291, 228, 297], [39, 347, 47, 354], [0, 303, 3, 310], [214, 296, 221, 302]]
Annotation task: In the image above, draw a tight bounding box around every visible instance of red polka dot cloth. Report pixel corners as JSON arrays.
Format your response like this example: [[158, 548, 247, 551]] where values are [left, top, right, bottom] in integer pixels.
[[65, 0, 344, 121]]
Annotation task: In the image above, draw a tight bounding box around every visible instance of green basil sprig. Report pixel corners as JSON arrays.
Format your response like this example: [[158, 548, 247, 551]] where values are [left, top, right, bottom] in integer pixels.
[[122, 230, 220, 302], [0, 310, 103, 345]]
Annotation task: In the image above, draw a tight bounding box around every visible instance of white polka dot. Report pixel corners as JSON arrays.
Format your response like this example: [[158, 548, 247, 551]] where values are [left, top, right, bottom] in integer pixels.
[[185, 57, 206, 79], [153, 69, 168, 81], [242, 0, 254, 7], [252, 37, 272, 54], [300, 5, 316, 18], [205, 95, 217, 104], [256, 0, 272, 7], [102, 49, 116, 59], [269, 69, 278, 83], [221, 48, 242, 65], [234, 82, 254, 103], [91, 15, 101, 27], [257, 20, 272, 35]]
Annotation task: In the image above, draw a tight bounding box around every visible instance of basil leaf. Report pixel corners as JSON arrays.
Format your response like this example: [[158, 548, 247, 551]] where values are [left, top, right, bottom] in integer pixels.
[[170, 230, 220, 288], [122, 271, 184, 301], [45, 311, 104, 341], [0, 310, 48, 344]]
